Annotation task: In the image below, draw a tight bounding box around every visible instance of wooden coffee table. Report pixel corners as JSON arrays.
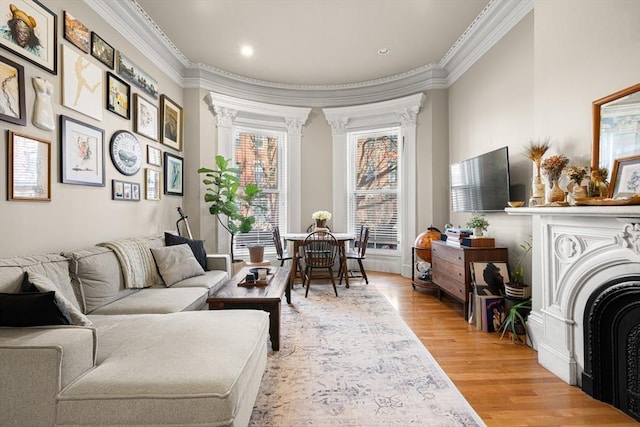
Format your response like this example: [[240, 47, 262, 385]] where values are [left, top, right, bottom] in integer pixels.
[[206, 266, 289, 351]]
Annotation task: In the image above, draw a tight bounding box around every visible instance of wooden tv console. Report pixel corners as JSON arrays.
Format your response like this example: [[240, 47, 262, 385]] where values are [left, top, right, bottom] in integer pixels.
[[430, 240, 508, 316]]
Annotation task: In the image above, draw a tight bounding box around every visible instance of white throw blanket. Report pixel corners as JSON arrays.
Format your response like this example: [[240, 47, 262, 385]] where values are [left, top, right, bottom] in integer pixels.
[[99, 238, 161, 289]]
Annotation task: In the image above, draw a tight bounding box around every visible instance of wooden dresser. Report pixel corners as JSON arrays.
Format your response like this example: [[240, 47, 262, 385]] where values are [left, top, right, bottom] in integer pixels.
[[431, 240, 508, 316]]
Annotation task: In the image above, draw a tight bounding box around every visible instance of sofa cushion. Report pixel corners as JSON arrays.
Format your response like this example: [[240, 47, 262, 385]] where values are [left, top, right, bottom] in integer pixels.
[[56, 310, 269, 427], [169, 269, 229, 294], [164, 232, 208, 271], [0, 291, 71, 326], [63, 246, 137, 314], [88, 287, 209, 314], [0, 253, 81, 313], [151, 244, 205, 287], [23, 272, 92, 327]]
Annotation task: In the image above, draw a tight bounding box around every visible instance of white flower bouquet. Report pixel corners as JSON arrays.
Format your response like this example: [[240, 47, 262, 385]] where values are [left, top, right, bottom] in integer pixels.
[[312, 210, 332, 221]]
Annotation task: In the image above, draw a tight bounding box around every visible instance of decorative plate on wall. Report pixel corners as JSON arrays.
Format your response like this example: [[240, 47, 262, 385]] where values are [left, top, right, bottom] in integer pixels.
[[110, 130, 142, 176]]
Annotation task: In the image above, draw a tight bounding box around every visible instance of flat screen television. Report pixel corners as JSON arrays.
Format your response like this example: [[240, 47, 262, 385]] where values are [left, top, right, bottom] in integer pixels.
[[450, 146, 511, 212]]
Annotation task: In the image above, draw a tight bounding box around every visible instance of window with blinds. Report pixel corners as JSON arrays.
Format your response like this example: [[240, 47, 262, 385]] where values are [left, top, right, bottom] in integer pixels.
[[347, 127, 400, 252], [233, 126, 287, 258]]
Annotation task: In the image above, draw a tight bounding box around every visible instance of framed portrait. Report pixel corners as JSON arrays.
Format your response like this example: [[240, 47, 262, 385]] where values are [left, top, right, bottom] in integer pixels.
[[134, 94, 158, 141], [62, 44, 102, 121], [0, 55, 25, 125], [91, 31, 114, 69], [469, 261, 510, 296], [163, 152, 183, 196], [160, 95, 183, 151], [63, 11, 89, 53], [116, 51, 158, 99], [106, 72, 130, 119], [147, 145, 161, 166], [0, 0, 57, 74], [60, 115, 105, 186], [609, 155, 640, 198], [7, 130, 51, 201], [112, 179, 140, 201], [145, 168, 160, 200]]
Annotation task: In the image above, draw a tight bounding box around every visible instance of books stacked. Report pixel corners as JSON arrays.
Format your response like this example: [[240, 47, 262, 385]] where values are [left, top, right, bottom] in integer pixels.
[[444, 228, 472, 247], [461, 237, 495, 247]]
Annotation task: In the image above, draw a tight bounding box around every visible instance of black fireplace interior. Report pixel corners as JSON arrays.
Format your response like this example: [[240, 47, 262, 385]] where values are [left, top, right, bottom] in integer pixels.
[[582, 277, 640, 422]]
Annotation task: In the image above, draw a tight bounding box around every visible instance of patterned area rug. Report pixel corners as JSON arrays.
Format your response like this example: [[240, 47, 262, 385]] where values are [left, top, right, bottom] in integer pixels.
[[249, 283, 485, 426]]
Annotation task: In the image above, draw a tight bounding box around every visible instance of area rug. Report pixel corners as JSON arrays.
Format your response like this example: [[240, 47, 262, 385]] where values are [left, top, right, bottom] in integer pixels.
[[249, 283, 486, 426]]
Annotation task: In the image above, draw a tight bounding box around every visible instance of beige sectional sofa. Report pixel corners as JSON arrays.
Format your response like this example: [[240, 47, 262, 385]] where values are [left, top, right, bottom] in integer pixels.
[[0, 233, 269, 427]]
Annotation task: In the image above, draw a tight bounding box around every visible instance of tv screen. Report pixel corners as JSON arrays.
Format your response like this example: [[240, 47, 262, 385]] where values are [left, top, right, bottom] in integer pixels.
[[450, 146, 511, 212]]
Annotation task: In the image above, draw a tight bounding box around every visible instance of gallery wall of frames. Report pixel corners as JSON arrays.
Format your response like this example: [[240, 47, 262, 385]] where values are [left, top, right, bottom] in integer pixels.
[[1, 0, 185, 206]]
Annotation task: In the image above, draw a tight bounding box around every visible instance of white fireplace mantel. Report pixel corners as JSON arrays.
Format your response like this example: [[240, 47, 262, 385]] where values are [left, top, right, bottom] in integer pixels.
[[506, 206, 640, 385]]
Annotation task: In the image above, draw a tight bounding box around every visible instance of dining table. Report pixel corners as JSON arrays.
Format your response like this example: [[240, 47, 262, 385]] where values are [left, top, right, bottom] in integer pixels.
[[282, 232, 355, 302]]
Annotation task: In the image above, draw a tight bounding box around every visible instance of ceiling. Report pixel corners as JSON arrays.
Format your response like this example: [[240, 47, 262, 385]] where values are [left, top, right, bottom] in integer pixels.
[[134, 0, 490, 86]]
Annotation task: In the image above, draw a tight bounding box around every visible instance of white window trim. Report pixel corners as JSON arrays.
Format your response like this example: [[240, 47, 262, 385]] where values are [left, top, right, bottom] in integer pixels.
[[323, 93, 424, 275], [204, 92, 310, 259]]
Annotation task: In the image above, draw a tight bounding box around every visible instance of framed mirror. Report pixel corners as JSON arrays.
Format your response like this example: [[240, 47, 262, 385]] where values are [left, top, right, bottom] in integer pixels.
[[592, 82, 640, 180]]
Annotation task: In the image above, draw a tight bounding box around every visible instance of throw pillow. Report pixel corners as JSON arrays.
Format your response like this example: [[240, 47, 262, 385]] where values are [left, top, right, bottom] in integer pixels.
[[22, 272, 93, 327], [164, 232, 208, 271], [0, 291, 71, 327], [151, 244, 206, 287]]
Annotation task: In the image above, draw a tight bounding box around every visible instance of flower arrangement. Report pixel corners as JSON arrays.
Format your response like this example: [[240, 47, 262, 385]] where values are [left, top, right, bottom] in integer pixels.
[[524, 138, 551, 175], [589, 167, 609, 197], [564, 164, 588, 185], [312, 210, 332, 221], [466, 213, 489, 232], [541, 154, 569, 183]]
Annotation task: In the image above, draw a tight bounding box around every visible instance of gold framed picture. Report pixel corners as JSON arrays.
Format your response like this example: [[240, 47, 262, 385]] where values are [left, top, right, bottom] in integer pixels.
[[8, 131, 51, 201]]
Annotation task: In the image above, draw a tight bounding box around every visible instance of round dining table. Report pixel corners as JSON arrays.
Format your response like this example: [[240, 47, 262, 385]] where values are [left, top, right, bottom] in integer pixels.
[[282, 232, 355, 302]]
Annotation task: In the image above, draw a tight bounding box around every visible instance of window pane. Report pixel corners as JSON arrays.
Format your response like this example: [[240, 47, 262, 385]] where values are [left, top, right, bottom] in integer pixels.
[[233, 128, 286, 256]]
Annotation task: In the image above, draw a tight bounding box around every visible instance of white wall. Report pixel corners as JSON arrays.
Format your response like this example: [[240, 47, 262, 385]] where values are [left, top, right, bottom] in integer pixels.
[[448, 11, 535, 276], [0, 0, 184, 256]]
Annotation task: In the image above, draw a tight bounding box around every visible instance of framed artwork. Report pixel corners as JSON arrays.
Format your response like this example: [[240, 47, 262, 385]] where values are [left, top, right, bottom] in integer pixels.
[[609, 155, 640, 198], [60, 115, 105, 186], [62, 44, 102, 121], [0, 0, 57, 74], [106, 72, 130, 119], [469, 261, 509, 296], [7, 130, 51, 201], [91, 31, 114, 69], [116, 51, 158, 99], [163, 152, 183, 196], [112, 179, 140, 201], [0, 55, 25, 125], [160, 95, 183, 151], [147, 145, 161, 166], [134, 94, 158, 141], [145, 168, 160, 200], [63, 11, 89, 53]]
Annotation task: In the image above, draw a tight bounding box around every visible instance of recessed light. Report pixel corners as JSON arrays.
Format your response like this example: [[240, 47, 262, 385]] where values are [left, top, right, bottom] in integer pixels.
[[378, 48, 390, 55], [241, 45, 253, 57]]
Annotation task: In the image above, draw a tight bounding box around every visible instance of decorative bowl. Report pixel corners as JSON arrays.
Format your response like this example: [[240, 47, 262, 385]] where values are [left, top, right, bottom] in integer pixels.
[[508, 201, 525, 208]]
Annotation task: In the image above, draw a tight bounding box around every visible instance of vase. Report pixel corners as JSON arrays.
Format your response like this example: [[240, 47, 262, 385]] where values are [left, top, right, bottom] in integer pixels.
[[571, 183, 587, 203], [547, 180, 565, 204], [474, 227, 484, 237], [248, 244, 265, 264], [315, 219, 327, 229], [530, 173, 545, 206]]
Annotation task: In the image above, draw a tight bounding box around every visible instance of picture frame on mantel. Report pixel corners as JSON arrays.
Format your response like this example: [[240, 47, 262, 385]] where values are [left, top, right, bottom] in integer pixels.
[[609, 154, 640, 199], [0, 0, 58, 74], [0, 55, 26, 125]]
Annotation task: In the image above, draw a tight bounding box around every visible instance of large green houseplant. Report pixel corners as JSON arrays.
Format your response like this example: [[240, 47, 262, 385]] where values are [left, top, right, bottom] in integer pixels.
[[198, 155, 262, 262]]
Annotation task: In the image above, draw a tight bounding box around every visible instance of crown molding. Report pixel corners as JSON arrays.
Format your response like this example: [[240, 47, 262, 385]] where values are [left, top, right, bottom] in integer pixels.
[[87, 0, 532, 106]]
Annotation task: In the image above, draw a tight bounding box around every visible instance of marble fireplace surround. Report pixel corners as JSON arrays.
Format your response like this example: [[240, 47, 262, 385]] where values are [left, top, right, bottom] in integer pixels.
[[506, 206, 640, 385]]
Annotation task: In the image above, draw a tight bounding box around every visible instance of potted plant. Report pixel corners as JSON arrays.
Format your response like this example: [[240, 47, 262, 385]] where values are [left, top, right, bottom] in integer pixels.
[[505, 239, 532, 299], [499, 298, 531, 344], [466, 213, 489, 237], [198, 155, 263, 265]]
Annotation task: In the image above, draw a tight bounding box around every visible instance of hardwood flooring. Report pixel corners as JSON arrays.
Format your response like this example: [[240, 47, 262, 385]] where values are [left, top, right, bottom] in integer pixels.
[[362, 271, 638, 427]]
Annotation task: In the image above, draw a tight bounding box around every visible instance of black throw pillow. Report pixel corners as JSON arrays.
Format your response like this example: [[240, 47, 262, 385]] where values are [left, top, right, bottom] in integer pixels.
[[165, 232, 208, 271], [0, 291, 72, 327]]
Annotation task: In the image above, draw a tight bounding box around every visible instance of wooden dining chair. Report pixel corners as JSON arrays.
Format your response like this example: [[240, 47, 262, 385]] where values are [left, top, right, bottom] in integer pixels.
[[339, 225, 369, 285], [272, 225, 303, 282], [302, 231, 340, 297]]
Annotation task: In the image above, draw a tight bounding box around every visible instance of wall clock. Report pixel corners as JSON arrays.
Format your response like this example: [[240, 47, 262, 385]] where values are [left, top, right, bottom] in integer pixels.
[[110, 130, 142, 176]]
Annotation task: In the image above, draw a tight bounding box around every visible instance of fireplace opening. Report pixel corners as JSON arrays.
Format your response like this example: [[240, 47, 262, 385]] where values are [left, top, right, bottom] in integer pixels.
[[582, 277, 640, 422]]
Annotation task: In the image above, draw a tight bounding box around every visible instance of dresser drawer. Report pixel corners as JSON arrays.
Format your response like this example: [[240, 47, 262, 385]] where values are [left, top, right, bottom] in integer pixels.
[[431, 244, 464, 266], [431, 271, 465, 301], [432, 259, 465, 283]]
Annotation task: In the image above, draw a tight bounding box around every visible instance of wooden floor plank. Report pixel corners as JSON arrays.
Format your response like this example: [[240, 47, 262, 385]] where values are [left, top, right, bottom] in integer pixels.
[[361, 272, 638, 427]]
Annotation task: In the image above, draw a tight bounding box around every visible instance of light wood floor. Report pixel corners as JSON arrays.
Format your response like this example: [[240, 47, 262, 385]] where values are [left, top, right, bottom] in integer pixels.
[[359, 271, 638, 427]]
